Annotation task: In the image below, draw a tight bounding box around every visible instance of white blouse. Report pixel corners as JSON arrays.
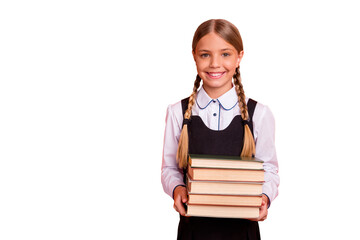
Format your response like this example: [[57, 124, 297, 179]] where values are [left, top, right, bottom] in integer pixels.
[[161, 86, 279, 205]]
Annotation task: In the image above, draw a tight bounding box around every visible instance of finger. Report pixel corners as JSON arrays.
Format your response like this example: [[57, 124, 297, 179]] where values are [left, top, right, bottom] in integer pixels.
[[182, 194, 188, 203], [247, 203, 267, 221], [174, 196, 186, 216], [257, 206, 268, 221], [175, 201, 186, 216]]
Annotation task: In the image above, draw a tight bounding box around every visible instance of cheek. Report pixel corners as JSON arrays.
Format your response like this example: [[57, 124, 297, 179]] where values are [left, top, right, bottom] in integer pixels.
[[223, 61, 238, 73], [195, 60, 209, 71], [227, 56, 240, 70]]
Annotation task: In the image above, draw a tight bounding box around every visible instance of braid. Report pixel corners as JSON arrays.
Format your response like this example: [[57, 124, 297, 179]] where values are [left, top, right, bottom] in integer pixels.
[[184, 75, 201, 119], [177, 75, 202, 168], [233, 67, 256, 157], [233, 67, 249, 120]]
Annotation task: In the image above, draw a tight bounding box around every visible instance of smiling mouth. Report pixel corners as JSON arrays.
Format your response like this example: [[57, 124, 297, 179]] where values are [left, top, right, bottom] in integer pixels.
[[206, 72, 226, 79]]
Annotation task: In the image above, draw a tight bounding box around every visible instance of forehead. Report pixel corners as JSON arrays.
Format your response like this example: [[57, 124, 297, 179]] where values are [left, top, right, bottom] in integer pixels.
[[195, 32, 236, 52]]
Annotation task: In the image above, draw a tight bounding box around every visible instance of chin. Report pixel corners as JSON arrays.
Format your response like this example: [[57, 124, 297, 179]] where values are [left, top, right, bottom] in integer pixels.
[[202, 76, 232, 88]]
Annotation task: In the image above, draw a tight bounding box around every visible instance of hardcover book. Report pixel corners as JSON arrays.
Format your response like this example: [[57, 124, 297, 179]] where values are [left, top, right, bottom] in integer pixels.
[[189, 154, 264, 170]]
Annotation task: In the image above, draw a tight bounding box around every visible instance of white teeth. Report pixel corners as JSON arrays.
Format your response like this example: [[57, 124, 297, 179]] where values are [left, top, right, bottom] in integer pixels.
[[209, 73, 222, 77]]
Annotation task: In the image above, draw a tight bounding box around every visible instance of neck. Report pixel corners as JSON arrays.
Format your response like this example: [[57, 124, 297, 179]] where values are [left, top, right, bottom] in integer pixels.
[[203, 83, 233, 99]]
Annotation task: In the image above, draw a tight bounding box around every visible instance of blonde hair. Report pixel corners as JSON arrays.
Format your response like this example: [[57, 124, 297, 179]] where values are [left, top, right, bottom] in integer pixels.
[[176, 19, 256, 168]]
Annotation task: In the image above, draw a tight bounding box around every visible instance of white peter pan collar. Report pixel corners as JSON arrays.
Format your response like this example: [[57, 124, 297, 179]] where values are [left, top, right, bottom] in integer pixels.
[[196, 86, 238, 111]]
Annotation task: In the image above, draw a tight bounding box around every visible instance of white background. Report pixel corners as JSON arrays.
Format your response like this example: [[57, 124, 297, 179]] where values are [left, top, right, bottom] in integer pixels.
[[1, 0, 359, 239]]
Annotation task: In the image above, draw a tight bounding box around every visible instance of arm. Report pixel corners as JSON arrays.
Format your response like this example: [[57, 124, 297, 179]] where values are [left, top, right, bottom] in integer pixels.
[[161, 103, 189, 216], [250, 104, 279, 221], [254, 104, 279, 205], [161, 103, 187, 198]]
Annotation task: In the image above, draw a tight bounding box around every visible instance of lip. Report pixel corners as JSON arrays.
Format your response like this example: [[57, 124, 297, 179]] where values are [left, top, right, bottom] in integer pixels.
[[206, 72, 226, 79]]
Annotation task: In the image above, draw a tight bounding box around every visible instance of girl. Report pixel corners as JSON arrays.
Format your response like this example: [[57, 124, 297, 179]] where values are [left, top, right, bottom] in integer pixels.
[[161, 19, 279, 240]]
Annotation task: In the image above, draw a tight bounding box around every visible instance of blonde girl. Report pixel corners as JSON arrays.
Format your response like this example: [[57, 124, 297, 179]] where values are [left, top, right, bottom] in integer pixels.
[[161, 19, 279, 240]]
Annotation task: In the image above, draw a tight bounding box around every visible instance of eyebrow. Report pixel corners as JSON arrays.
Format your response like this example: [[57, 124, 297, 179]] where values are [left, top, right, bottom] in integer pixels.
[[220, 48, 234, 51], [198, 48, 234, 52]]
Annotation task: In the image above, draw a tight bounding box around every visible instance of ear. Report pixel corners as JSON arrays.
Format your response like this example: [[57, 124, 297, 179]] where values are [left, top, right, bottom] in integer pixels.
[[192, 50, 196, 61], [237, 50, 244, 65]]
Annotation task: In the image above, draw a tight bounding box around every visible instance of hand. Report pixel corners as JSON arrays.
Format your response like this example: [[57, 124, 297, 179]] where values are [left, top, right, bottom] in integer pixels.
[[173, 186, 188, 216], [248, 194, 269, 221]]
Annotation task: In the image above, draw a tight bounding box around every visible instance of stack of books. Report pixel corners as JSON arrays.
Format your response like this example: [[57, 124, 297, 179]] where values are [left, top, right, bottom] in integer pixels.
[[185, 154, 264, 219]]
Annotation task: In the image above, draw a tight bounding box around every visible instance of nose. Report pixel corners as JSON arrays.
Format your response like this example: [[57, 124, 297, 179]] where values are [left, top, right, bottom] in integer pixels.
[[210, 55, 221, 68]]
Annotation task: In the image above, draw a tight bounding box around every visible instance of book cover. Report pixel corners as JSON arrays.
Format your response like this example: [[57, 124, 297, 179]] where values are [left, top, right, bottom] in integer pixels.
[[189, 154, 264, 170], [186, 204, 260, 219], [188, 165, 265, 182], [188, 193, 262, 207], [187, 176, 263, 195]]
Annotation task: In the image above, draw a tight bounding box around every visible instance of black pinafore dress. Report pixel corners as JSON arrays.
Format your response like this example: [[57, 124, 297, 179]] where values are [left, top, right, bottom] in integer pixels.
[[177, 97, 261, 240]]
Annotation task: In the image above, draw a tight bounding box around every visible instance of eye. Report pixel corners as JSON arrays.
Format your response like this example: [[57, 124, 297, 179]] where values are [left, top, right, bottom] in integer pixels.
[[200, 53, 210, 58], [222, 52, 231, 57]]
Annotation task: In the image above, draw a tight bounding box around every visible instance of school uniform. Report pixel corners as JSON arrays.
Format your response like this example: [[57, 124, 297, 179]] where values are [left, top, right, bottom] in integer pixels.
[[161, 86, 279, 239]]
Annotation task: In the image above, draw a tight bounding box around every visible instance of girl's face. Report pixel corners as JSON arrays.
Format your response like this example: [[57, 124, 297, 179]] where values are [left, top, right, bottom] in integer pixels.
[[193, 32, 243, 99]]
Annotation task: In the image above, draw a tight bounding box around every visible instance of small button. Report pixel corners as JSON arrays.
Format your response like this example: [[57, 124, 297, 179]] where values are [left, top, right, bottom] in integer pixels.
[[212, 100, 216, 103], [213, 113, 217, 116]]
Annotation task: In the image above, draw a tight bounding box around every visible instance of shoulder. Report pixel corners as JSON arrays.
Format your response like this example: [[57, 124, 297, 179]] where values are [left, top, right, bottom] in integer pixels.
[[251, 99, 274, 121], [250, 99, 275, 133], [165, 99, 184, 127]]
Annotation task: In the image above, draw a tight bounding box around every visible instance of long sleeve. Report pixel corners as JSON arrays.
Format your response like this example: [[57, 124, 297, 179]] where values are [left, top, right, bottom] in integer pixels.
[[161, 102, 185, 198], [253, 104, 280, 206], [162, 87, 280, 203]]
